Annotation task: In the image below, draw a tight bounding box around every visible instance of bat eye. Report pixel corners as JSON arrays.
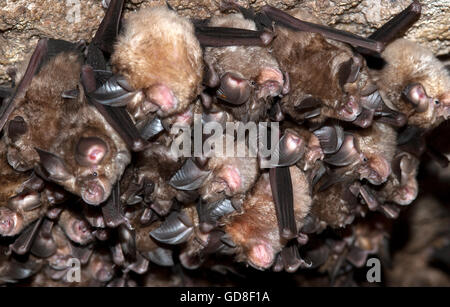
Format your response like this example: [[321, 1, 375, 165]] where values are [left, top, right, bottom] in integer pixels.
[[434, 100, 440, 105], [75, 137, 108, 166], [93, 172, 98, 177]]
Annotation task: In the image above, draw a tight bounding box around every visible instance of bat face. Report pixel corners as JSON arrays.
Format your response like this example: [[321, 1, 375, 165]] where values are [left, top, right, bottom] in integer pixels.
[[198, 135, 259, 206], [271, 8, 377, 124], [323, 122, 396, 186], [111, 6, 204, 120], [371, 39, 450, 130], [42, 121, 130, 205], [203, 13, 284, 122], [3, 45, 131, 205], [353, 122, 396, 185], [224, 168, 311, 270], [58, 209, 94, 246], [375, 151, 419, 206]]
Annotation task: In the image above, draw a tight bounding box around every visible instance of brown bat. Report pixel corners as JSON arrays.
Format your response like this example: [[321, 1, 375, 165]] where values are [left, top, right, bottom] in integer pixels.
[[169, 132, 259, 212], [357, 1, 449, 132], [355, 151, 419, 216], [32, 243, 114, 287], [370, 39, 450, 131], [0, 140, 68, 238], [224, 168, 311, 270], [57, 208, 95, 246], [91, 2, 274, 144], [202, 13, 285, 122], [268, 8, 374, 124], [220, 1, 410, 128], [120, 140, 192, 217], [320, 121, 396, 187], [1, 39, 131, 205], [100, 6, 204, 122]]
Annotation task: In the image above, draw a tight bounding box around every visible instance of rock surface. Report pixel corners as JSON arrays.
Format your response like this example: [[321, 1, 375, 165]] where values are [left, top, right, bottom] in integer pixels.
[[0, 0, 448, 84]]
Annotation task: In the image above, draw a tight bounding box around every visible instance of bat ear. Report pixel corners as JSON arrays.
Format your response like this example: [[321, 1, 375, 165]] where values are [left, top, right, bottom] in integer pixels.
[[35, 148, 71, 181]]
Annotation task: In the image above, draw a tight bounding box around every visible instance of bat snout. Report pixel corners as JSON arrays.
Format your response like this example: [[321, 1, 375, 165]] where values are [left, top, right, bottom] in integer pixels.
[[248, 243, 275, 270], [402, 83, 430, 113], [146, 84, 178, 114], [0, 208, 20, 236], [81, 179, 108, 205], [337, 95, 362, 121], [69, 218, 94, 245]]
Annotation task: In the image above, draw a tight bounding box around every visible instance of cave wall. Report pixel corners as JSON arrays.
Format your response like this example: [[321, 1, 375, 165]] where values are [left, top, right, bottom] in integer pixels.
[[0, 0, 448, 84]]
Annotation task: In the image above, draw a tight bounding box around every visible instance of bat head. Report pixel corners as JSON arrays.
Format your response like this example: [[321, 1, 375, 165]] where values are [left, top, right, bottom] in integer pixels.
[[0, 207, 22, 236], [35, 124, 130, 205]]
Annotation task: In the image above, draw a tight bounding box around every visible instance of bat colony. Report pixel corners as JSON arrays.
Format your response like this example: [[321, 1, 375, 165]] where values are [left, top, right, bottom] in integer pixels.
[[0, 0, 449, 286]]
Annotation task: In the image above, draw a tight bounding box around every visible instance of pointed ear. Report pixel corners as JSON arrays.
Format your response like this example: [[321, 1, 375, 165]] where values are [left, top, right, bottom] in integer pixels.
[[35, 148, 71, 181]]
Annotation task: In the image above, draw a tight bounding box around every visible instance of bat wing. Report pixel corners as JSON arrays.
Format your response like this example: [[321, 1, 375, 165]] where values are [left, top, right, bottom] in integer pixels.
[[269, 167, 297, 240]]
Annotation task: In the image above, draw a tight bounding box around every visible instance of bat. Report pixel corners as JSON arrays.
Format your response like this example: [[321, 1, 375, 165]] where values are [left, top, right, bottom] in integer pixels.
[[57, 208, 94, 246], [96, 6, 204, 123], [223, 168, 311, 270], [1, 37, 131, 206], [370, 38, 450, 131], [202, 13, 286, 122], [219, 2, 387, 126], [364, 1, 449, 131], [121, 142, 191, 217]]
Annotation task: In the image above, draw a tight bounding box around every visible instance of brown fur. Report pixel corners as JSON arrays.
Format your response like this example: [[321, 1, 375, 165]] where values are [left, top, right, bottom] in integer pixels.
[[312, 182, 357, 228], [339, 122, 397, 184], [204, 13, 283, 122], [200, 134, 259, 204], [111, 6, 203, 118], [121, 142, 186, 214], [0, 140, 53, 236], [371, 39, 450, 130], [225, 168, 311, 269], [0, 140, 30, 204], [272, 8, 373, 123]]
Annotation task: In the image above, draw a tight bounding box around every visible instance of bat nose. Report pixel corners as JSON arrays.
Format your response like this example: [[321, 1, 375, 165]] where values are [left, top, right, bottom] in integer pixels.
[[402, 83, 430, 113], [217, 72, 251, 105], [82, 180, 107, 205]]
